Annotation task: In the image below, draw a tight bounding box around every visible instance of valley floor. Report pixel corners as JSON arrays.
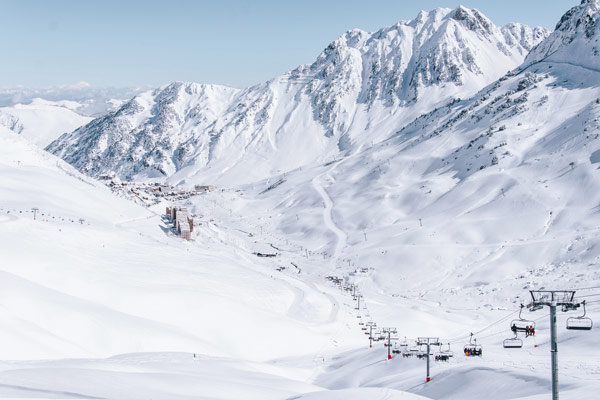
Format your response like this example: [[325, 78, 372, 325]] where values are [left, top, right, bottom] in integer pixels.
[[1, 183, 598, 400]]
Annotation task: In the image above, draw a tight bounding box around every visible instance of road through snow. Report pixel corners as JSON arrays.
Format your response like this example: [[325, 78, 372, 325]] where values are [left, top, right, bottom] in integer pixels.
[[312, 163, 347, 267]]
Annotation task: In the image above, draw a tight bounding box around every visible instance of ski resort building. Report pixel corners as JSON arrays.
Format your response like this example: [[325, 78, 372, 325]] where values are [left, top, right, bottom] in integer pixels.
[[166, 206, 194, 240]]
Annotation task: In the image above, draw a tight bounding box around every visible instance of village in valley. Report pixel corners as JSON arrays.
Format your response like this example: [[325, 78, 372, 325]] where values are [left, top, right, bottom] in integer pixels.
[[99, 174, 215, 207]]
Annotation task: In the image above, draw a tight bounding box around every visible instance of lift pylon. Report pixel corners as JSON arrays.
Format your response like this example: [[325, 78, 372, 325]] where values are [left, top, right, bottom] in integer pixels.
[[416, 337, 441, 382], [529, 290, 578, 400], [366, 321, 377, 348], [382, 328, 398, 360]]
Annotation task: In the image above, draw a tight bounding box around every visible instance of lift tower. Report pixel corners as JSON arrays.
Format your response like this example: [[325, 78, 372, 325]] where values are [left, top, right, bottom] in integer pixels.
[[382, 328, 397, 360], [366, 321, 376, 348], [529, 290, 577, 400], [417, 337, 441, 382]]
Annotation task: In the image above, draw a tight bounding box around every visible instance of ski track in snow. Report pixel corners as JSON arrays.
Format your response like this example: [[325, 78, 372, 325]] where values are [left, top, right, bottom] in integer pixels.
[[312, 162, 347, 267]]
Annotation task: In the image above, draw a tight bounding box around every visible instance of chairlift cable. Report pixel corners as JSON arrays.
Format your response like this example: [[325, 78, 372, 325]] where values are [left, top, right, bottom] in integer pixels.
[[574, 293, 600, 298], [444, 309, 518, 343], [569, 286, 600, 291]]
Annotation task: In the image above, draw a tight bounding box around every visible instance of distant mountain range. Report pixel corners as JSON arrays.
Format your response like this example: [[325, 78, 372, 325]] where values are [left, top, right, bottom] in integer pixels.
[[46, 6, 549, 185]]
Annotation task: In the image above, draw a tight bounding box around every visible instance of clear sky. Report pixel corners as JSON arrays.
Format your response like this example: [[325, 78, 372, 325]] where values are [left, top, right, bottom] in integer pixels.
[[1, 0, 578, 89]]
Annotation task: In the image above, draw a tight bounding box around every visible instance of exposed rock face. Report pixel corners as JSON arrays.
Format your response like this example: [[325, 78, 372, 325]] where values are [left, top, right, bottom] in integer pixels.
[[47, 7, 548, 185]]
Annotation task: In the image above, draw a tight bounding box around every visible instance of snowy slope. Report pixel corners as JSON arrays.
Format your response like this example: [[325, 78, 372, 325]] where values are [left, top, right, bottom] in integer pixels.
[[179, 2, 600, 396], [0, 98, 92, 147], [1, 126, 414, 399], [47, 6, 548, 185], [3, 2, 600, 399], [234, 0, 600, 313]]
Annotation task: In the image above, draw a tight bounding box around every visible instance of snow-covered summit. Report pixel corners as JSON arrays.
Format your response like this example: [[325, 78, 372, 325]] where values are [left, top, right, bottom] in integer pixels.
[[524, 0, 600, 70], [0, 99, 92, 147], [47, 6, 548, 184]]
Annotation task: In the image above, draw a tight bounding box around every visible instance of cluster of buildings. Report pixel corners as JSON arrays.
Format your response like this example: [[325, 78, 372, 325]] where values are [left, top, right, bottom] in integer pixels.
[[166, 206, 194, 240], [100, 176, 215, 206]]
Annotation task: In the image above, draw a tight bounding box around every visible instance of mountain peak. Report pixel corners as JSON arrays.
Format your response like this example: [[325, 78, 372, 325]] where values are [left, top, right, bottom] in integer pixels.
[[524, 0, 600, 68], [47, 7, 548, 184], [450, 5, 493, 34]]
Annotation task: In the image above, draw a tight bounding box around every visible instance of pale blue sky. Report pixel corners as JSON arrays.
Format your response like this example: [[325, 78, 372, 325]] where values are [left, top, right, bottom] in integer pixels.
[[1, 0, 578, 89]]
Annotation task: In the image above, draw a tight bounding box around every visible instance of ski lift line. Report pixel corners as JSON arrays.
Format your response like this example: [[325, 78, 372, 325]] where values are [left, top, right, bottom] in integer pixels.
[[569, 286, 600, 291], [444, 310, 519, 343], [574, 293, 600, 298]]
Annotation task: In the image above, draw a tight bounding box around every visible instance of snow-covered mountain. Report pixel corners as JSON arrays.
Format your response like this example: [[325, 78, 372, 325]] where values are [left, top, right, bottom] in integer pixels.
[[0, 83, 146, 116], [3, 2, 600, 399], [47, 6, 548, 184], [0, 84, 148, 148], [0, 98, 93, 147], [524, 0, 600, 70], [241, 0, 600, 301]]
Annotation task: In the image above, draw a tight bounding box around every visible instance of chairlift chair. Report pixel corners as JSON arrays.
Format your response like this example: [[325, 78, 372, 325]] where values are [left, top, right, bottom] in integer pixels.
[[464, 333, 482, 356], [406, 344, 419, 357], [503, 334, 523, 349], [441, 343, 453, 358], [510, 304, 536, 336], [434, 343, 453, 361], [566, 300, 593, 331]]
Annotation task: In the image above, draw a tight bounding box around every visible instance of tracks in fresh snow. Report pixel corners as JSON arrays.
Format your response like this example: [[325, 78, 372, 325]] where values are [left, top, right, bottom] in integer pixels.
[[312, 163, 347, 267]]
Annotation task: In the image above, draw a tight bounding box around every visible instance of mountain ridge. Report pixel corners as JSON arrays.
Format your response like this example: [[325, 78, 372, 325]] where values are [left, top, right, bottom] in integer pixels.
[[47, 6, 549, 185]]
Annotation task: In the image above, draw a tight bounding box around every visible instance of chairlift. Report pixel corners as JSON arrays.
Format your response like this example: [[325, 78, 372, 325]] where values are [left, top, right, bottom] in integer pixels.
[[405, 344, 420, 357], [434, 343, 453, 361], [415, 344, 431, 359], [510, 304, 536, 336], [529, 303, 544, 312], [566, 300, 593, 331], [464, 333, 482, 356], [399, 337, 409, 349], [441, 342, 453, 357], [503, 334, 523, 349]]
